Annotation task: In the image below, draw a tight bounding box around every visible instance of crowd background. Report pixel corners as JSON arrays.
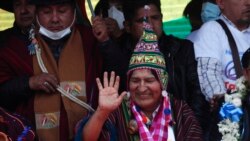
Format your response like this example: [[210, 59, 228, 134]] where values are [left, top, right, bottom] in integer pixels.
[[0, 0, 191, 38]]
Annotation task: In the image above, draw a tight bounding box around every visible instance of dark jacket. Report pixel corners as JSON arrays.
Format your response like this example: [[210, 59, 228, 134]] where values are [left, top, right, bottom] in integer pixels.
[[100, 32, 210, 134], [241, 91, 250, 141], [0, 25, 34, 112]]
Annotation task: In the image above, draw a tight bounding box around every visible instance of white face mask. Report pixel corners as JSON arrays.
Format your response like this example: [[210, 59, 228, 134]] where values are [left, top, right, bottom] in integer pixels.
[[37, 10, 76, 40], [108, 5, 125, 29]]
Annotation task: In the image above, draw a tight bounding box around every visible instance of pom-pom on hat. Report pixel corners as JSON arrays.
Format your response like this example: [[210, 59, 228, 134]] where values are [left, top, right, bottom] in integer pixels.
[[127, 5, 168, 90]]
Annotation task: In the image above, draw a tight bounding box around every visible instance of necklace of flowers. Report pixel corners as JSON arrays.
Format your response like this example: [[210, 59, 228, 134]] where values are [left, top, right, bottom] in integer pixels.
[[218, 76, 248, 141], [27, 25, 95, 112]]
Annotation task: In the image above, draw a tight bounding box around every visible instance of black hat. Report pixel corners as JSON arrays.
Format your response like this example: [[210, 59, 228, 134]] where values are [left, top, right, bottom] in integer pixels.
[[30, 0, 74, 5], [0, 0, 13, 12]]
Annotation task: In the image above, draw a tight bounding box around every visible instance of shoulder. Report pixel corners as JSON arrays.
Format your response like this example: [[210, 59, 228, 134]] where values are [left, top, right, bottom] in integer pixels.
[[172, 98, 191, 111], [198, 20, 224, 36], [193, 20, 228, 59], [196, 20, 225, 42], [160, 34, 194, 53]]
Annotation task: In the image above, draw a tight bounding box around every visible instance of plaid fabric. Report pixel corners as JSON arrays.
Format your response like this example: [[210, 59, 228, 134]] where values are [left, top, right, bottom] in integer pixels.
[[197, 57, 226, 100], [130, 96, 172, 141]]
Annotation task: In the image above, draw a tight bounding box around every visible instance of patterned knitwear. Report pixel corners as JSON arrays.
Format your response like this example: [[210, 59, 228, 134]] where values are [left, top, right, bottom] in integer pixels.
[[126, 5, 172, 141], [127, 7, 168, 90]]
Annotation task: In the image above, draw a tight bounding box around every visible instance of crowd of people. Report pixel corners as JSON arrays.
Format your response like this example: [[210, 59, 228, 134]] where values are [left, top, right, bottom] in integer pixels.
[[0, 0, 249, 140]]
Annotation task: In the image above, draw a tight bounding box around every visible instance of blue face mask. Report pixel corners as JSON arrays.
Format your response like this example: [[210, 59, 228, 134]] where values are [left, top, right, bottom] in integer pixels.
[[201, 2, 221, 23]]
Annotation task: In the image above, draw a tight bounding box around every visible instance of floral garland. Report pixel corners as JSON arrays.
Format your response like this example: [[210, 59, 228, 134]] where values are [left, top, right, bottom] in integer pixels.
[[218, 76, 248, 141]]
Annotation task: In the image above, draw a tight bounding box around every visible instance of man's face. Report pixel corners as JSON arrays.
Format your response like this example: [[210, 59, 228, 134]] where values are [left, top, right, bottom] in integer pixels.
[[125, 4, 163, 40], [129, 69, 162, 112], [218, 0, 250, 29], [13, 0, 36, 29], [37, 3, 74, 32]]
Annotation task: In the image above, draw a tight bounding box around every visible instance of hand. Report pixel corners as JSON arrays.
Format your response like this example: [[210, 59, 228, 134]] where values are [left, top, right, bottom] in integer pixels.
[[104, 18, 123, 39], [29, 73, 58, 93], [96, 71, 126, 115], [92, 16, 110, 43], [210, 94, 224, 111]]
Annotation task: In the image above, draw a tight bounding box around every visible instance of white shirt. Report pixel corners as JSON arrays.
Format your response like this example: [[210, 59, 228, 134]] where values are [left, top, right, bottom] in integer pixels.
[[193, 15, 250, 100], [186, 30, 198, 43]]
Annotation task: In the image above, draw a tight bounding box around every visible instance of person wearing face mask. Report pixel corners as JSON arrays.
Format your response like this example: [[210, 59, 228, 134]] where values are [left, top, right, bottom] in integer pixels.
[[0, 0, 110, 140], [201, 0, 220, 23], [186, 0, 221, 42], [94, 0, 125, 40], [92, 0, 210, 140], [183, 0, 203, 32], [192, 0, 250, 140], [77, 7, 203, 140]]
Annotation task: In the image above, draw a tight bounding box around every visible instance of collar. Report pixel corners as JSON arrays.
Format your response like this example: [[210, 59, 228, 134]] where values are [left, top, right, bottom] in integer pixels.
[[221, 14, 250, 33], [140, 103, 161, 121]]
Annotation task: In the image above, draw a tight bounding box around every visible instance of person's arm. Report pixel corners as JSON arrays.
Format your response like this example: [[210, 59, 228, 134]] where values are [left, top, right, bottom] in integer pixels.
[[197, 57, 226, 111], [82, 107, 111, 140], [174, 99, 203, 141], [0, 76, 32, 97], [0, 76, 33, 110], [92, 16, 128, 92], [82, 72, 126, 141], [180, 41, 210, 132], [104, 18, 124, 39], [92, 16, 127, 76], [197, 57, 226, 99]]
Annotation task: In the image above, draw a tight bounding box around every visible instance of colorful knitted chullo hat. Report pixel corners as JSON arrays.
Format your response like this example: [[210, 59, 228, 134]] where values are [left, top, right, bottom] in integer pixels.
[[127, 6, 168, 90]]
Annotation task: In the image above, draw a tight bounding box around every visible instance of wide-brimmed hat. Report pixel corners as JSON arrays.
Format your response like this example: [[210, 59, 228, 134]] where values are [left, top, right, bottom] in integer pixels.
[[30, 0, 74, 5], [0, 0, 13, 12]]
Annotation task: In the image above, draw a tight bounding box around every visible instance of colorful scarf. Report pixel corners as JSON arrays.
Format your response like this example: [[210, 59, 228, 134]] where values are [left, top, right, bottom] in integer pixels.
[[130, 96, 172, 141]]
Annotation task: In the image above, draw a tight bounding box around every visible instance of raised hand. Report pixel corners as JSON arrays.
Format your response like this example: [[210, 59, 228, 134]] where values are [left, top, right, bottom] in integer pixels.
[[104, 17, 123, 39], [96, 71, 126, 114], [92, 16, 110, 43]]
